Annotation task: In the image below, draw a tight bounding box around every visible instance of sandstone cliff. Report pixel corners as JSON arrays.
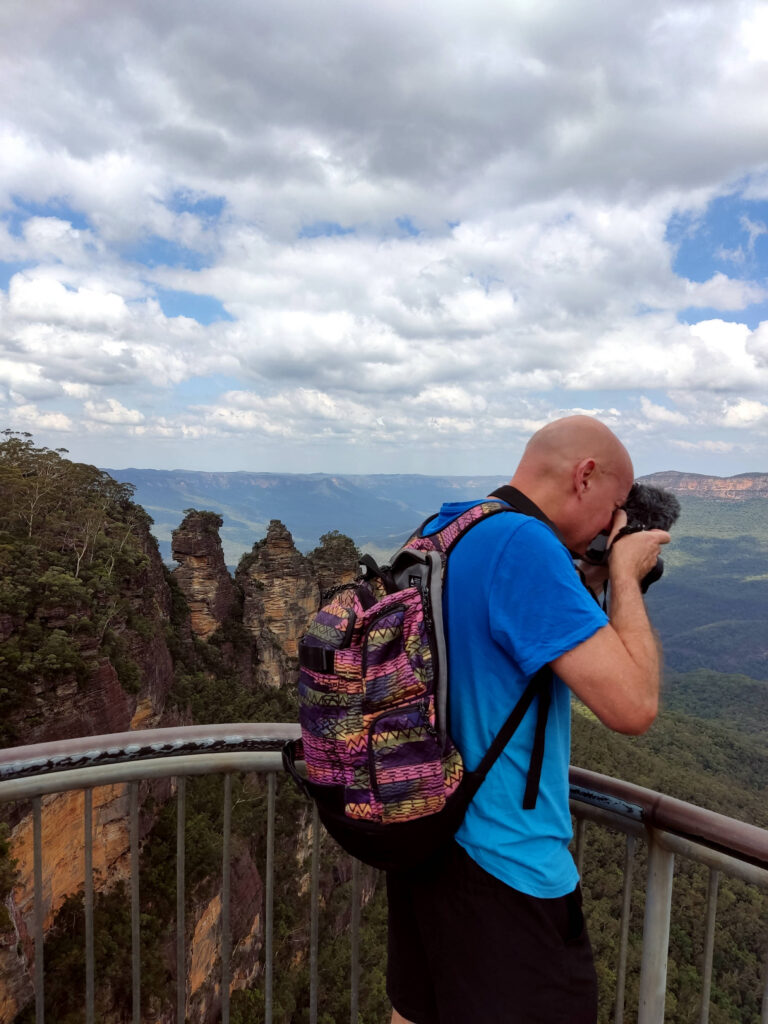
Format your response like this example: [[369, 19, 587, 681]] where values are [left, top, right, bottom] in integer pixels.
[[0, 438, 361, 1024], [185, 847, 263, 1021], [171, 511, 237, 641], [237, 520, 320, 688], [306, 529, 359, 598], [0, 500, 183, 1023], [640, 471, 768, 500], [3, 522, 175, 746]]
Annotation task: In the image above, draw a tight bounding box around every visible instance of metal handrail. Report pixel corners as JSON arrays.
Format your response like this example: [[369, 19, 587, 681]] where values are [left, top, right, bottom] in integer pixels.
[[1, 726, 766, 1024], [570, 766, 768, 871]]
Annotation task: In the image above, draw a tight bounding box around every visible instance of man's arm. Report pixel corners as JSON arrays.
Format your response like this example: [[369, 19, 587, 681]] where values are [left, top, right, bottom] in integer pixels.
[[551, 527, 669, 735]]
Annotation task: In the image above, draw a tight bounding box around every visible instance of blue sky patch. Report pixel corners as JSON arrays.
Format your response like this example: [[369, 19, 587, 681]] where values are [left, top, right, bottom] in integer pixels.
[[0, 261, 33, 290], [166, 190, 226, 219], [3, 196, 90, 237], [677, 300, 768, 331], [668, 192, 768, 284], [155, 288, 234, 324], [122, 236, 211, 271], [175, 375, 244, 401], [396, 216, 420, 237], [298, 221, 356, 239]]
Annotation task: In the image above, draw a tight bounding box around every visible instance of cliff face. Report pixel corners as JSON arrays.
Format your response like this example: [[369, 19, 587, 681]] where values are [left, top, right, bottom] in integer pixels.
[[186, 848, 263, 1021], [10, 786, 133, 974], [306, 530, 359, 598], [0, 447, 360, 1024], [8, 523, 176, 746], [640, 471, 768, 500], [237, 520, 320, 688], [168, 516, 359, 689], [171, 511, 238, 641], [0, 514, 182, 1023], [0, 914, 31, 1024]]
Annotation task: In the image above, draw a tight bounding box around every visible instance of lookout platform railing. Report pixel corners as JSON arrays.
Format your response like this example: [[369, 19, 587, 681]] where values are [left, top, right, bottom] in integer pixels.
[[0, 724, 766, 1024]]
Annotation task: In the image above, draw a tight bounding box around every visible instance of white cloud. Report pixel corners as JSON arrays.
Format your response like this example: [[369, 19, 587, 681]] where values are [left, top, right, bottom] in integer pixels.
[[84, 398, 145, 425], [9, 275, 127, 328], [7, 403, 73, 432], [739, 4, 768, 62], [640, 397, 688, 425], [0, 358, 60, 401], [683, 273, 766, 311], [2, 0, 768, 473], [720, 397, 768, 427], [746, 321, 768, 365], [671, 439, 737, 453]]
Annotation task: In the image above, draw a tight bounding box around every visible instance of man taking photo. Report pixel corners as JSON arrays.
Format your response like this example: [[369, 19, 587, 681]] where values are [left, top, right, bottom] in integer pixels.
[[388, 415, 670, 1024]]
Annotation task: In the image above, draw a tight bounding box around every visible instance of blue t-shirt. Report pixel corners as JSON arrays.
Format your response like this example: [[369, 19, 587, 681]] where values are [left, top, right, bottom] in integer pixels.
[[425, 501, 608, 898]]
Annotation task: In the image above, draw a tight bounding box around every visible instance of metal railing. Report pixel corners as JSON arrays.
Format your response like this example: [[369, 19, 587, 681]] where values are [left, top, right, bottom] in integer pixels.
[[0, 725, 767, 1024]]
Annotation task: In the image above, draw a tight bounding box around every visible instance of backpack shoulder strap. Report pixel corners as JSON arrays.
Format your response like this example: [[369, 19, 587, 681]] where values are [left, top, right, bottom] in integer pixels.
[[408, 499, 512, 555], [443, 486, 560, 811], [406, 487, 565, 811], [469, 664, 552, 810], [409, 484, 567, 557]]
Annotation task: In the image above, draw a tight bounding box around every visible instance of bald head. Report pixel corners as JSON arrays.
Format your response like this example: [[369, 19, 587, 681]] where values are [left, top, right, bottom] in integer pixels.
[[520, 416, 632, 484], [509, 416, 634, 554]]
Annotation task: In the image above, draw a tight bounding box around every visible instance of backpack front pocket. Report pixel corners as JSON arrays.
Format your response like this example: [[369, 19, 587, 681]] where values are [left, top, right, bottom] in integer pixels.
[[368, 701, 446, 823], [298, 673, 363, 786], [362, 591, 433, 713]]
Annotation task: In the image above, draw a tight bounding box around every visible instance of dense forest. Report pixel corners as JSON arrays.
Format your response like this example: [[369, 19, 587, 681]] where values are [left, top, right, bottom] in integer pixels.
[[0, 433, 766, 1023]]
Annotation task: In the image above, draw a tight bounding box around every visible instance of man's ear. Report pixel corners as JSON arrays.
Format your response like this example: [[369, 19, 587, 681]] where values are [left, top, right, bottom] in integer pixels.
[[574, 458, 597, 496]]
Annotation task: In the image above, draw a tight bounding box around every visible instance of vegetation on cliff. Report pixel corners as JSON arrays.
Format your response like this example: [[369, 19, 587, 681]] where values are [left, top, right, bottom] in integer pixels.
[[0, 432, 160, 743]]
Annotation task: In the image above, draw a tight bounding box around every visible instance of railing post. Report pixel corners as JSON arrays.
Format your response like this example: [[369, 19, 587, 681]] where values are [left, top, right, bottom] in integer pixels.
[[176, 777, 186, 1024], [130, 782, 141, 1024], [699, 868, 719, 1024], [575, 818, 587, 876], [638, 831, 674, 1024], [221, 773, 232, 1024], [84, 788, 94, 1024], [614, 834, 636, 1024], [310, 803, 320, 1024], [33, 796, 44, 1024], [265, 771, 276, 1024], [350, 857, 361, 1024]]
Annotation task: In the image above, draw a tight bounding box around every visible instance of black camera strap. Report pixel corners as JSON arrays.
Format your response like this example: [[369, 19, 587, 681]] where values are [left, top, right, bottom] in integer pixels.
[[486, 484, 565, 810], [488, 485, 567, 548]]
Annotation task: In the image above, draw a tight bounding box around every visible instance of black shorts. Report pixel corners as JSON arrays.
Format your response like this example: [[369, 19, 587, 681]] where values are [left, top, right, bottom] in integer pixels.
[[386, 841, 597, 1024]]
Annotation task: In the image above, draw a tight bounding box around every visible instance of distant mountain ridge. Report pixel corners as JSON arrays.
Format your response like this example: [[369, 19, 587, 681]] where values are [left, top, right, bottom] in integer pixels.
[[640, 470, 768, 499], [104, 467, 768, 567]]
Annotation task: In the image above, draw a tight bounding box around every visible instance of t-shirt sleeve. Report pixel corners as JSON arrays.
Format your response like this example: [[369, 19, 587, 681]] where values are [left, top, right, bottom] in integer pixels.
[[488, 518, 609, 677]]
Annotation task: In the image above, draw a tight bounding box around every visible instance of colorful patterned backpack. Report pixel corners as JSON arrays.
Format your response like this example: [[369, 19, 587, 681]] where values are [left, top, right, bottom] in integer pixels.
[[282, 487, 553, 871]]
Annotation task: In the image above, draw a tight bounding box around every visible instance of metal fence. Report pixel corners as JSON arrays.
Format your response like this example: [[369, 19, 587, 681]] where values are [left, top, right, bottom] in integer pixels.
[[1, 724, 767, 1024]]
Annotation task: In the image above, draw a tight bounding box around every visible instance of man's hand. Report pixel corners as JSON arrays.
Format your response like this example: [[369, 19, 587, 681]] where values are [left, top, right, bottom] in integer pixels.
[[608, 520, 671, 588], [554, 511, 671, 735]]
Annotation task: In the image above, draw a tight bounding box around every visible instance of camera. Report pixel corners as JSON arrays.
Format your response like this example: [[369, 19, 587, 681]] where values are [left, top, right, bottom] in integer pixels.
[[584, 482, 680, 592]]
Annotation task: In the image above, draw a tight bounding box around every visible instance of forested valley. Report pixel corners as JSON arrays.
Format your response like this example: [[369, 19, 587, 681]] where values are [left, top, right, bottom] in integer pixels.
[[0, 433, 766, 1023]]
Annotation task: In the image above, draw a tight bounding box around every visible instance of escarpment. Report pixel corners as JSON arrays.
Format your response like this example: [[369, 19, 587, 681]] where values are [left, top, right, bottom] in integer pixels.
[[640, 470, 768, 499], [171, 511, 237, 641], [0, 437, 364, 1023], [237, 519, 320, 687]]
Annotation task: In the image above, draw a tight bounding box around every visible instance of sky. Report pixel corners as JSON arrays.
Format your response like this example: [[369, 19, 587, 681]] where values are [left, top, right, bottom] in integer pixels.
[[1, 0, 768, 478]]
